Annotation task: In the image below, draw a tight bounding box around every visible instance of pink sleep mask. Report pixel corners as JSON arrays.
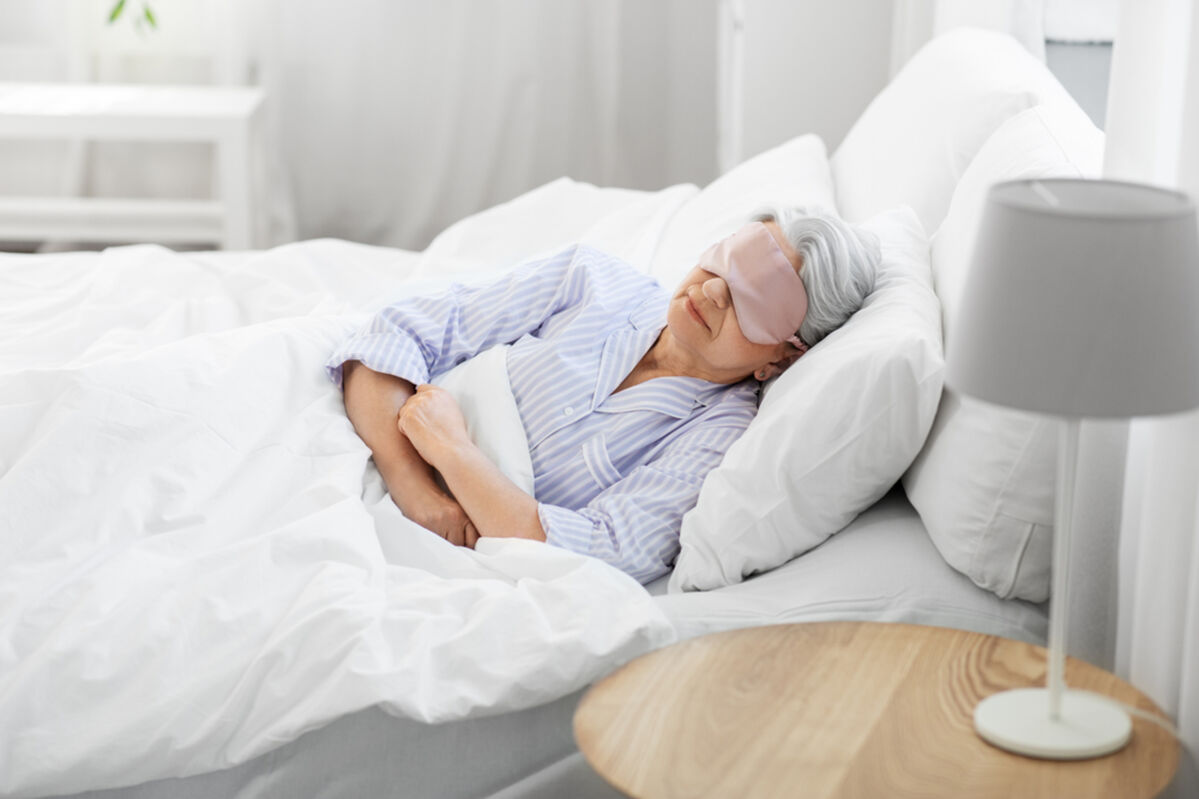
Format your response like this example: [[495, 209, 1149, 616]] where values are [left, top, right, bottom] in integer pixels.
[[698, 222, 809, 350]]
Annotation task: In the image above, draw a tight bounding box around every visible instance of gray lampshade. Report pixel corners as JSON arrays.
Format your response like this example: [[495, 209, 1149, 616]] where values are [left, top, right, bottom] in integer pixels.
[[946, 178, 1199, 418]]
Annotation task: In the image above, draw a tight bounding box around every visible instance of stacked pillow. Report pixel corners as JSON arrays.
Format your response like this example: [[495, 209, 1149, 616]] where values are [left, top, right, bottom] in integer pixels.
[[670, 206, 944, 592], [831, 28, 1075, 234], [902, 101, 1104, 601]]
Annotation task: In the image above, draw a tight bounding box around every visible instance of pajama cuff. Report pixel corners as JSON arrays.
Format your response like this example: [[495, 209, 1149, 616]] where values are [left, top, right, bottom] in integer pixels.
[[325, 333, 430, 389], [537, 502, 598, 558]]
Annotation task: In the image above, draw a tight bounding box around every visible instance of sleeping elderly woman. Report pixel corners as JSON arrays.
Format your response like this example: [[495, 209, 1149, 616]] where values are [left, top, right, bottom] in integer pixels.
[[327, 206, 880, 584]]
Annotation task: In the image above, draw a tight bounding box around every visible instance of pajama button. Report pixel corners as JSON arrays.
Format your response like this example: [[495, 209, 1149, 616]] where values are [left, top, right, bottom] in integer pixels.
[[564, 406, 574, 416]]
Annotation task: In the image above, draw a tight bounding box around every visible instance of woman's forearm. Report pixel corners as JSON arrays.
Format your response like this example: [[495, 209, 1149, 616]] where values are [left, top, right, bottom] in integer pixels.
[[388, 380, 543, 543], [432, 443, 546, 542], [341, 361, 439, 497]]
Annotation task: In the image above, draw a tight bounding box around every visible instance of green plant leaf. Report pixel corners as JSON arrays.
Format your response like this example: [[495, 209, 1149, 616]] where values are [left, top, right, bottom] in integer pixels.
[[143, 4, 157, 28], [108, 0, 127, 23]]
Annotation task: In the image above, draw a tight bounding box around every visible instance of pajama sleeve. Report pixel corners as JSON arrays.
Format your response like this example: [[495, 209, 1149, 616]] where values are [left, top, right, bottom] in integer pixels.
[[325, 244, 588, 388]]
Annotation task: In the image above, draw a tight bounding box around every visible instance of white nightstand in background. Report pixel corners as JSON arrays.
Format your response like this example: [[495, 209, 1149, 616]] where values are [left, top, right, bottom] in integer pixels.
[[0, 81, 263, 250]]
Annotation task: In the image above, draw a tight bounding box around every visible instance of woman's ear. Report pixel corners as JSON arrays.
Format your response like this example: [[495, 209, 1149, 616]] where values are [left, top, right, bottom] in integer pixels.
[[756, 346, 804, 381]]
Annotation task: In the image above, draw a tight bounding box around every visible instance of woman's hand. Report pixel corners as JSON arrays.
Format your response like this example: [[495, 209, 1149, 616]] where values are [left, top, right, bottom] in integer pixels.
[[395, 383, 472, 466], [392, 482, 479, 548], [397, 383, 545, 545]]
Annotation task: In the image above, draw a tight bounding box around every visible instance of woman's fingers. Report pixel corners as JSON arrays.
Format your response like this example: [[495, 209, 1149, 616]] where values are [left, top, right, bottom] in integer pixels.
[[392, 477, 478, 548]]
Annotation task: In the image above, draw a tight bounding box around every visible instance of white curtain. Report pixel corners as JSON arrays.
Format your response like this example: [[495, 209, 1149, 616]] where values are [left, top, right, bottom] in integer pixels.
[[1105, 1, 1199, 795], [254, 0, 624, 249], [253, 0, 722, 249], [889, 0, 1046, 76]]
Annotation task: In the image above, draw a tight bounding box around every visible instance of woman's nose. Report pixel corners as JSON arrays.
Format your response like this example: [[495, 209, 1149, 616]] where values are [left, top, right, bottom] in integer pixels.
[[701, 277, 731, 308]]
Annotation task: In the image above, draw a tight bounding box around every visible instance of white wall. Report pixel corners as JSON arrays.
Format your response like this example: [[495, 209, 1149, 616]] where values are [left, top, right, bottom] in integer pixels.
[[739, 0, 893, 162], [608, 0, 720, 190]]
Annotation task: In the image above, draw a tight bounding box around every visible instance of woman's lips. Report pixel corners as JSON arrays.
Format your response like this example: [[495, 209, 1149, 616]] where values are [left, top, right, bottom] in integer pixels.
[[686, 297, 710, 330]]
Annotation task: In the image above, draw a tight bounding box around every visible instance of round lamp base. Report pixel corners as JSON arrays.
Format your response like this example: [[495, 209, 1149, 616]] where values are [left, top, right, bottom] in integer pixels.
[[974, 688, 1132, 760]]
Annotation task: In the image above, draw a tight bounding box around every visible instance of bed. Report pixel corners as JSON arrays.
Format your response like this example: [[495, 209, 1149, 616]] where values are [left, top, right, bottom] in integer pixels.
[[0, 29, 1120, 799]]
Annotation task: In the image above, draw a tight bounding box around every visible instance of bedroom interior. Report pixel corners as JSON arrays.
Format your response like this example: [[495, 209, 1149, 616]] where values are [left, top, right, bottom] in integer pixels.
[[0, 0, 1197, 797]]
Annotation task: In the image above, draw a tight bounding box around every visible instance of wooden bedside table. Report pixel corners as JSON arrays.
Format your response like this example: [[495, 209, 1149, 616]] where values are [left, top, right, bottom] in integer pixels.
[[574, 622, 1179, 798]]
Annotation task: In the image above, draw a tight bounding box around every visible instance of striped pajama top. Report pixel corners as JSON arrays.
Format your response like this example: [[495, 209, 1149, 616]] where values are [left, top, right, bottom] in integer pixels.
[[326, 244, 759, 584]]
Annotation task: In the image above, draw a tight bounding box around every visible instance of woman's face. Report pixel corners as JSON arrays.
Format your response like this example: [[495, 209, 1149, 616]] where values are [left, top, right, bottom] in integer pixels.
[[666, 221, 803, 383]]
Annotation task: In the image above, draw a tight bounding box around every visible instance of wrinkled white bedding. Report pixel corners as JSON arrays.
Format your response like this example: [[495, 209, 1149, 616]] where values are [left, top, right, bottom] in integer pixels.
[[0, 179, 694, 797]]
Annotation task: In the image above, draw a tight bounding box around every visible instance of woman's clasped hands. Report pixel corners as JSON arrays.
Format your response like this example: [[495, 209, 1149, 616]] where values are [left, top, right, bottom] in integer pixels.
[[393, 384, 479, 548]]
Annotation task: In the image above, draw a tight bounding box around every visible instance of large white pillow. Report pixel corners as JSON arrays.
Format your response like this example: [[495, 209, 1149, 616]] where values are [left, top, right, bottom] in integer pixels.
[[831, 28, 1076, 235], [414, 177, 692, 277], [669, 206, 944, 593], [902, 101, 1104, 602], [648, 133, 837, 289]]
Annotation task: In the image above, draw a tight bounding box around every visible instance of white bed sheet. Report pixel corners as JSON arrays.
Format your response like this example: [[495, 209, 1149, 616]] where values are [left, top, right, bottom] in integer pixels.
[[649, 487, 1047, 644]]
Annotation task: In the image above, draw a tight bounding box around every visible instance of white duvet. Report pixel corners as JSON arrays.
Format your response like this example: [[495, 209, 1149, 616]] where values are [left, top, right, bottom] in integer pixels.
[[0, 179, 702, 797]]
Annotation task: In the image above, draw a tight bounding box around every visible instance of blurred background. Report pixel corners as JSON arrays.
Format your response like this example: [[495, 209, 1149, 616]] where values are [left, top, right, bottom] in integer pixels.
[[0, 0, 1114, 252]]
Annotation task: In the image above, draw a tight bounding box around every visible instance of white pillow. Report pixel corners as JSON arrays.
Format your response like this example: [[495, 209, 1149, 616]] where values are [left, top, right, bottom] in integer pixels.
[[430, 344, 535, 496], [902, 101, 1104, 602], [831, 28, 1076, 235], [415, 178, 678, 276], [669, 207, 944, 592], [649, 133, 836, 289]]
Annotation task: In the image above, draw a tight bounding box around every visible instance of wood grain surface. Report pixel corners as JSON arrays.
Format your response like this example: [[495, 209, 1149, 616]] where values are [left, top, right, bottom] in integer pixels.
[[574, 622, 1179, 799]]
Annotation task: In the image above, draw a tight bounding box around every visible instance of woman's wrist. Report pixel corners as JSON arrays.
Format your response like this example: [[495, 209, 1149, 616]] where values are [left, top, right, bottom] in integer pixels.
[[434, 444, 545, 541], [419, 434, 480, 481]]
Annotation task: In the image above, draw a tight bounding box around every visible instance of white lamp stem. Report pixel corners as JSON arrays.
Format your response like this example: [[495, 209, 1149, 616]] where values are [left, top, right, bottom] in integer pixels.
[[1047, 417, 1081, 720], [974, 415, 1130, 760]]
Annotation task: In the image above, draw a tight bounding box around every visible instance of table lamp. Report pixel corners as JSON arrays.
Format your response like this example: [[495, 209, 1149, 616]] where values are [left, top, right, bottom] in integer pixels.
[[946, 178, 1199, 759]]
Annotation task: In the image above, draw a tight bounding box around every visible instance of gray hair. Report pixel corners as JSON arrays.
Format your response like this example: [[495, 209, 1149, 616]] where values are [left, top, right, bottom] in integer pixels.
[[750, 205, 880, 347]]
